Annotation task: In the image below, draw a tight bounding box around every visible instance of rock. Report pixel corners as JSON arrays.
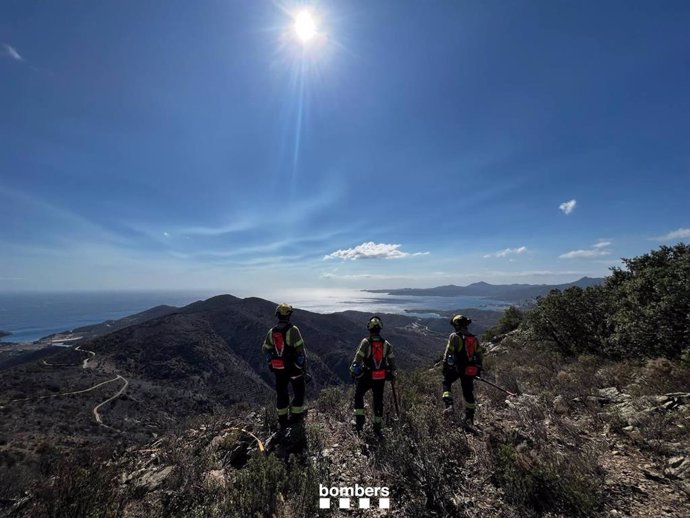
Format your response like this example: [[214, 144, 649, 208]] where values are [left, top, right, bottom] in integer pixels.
[[553, 395, 569, 415], [134, 466, 174, 491], [597, 387, 631, 405], [665, 392, 690, 402], [642, 468, 666, 483], [664, 456, 690, 480], [205, 469, 226, 488]]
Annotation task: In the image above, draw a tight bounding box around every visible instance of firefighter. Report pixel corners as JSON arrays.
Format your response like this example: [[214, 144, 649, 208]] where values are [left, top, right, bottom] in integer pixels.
[[262, 304, 307, 430], [442, 314, 483, 431], [350, 315, 397, 437]]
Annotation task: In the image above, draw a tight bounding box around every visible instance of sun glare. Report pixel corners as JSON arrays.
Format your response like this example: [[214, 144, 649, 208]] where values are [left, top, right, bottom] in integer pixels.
[[295, 10, 316, 43]]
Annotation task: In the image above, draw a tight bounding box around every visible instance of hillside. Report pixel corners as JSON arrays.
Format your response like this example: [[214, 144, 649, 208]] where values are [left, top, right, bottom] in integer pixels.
[[6, 331, 689, 518], [366, 277, 605, 303], [37, 304, 181, 344], [0, 294, 447, 505], [3, 244, 687, 517]]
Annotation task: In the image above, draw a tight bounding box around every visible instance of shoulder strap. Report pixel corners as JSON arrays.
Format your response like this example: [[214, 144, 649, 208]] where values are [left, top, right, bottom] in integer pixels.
[[463, 334, 477, 359], [369, 337, 385, 368]]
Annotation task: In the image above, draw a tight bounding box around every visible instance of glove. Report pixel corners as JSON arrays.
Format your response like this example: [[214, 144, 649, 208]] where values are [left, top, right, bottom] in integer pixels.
[[295, 352, 305, 369], [350, 363, 363, 379], [264, 351, 274, 371], [386, 370, 397, 381], [475, 365, 482, 378]]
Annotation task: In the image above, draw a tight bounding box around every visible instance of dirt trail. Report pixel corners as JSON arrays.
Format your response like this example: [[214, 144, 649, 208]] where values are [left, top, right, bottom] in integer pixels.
[[9, 375, 123, 403], [8, 343, 129, 432], [75, 344, 95, 369], [93, 375, 128, 432]]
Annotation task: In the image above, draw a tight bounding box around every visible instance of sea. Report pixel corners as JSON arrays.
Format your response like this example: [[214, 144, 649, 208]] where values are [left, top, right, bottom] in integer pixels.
[[0, 289, 510, 344]]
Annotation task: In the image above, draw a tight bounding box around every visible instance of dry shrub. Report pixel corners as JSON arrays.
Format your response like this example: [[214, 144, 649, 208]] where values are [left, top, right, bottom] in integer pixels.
[[490, 396, 605, 517]]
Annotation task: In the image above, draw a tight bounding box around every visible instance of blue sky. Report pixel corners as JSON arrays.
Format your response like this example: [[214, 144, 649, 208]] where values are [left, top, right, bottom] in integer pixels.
[[1, 0, 689, 293]]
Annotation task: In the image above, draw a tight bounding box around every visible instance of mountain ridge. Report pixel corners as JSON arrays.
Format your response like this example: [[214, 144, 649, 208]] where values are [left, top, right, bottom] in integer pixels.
[[365, 276, 605, 302]]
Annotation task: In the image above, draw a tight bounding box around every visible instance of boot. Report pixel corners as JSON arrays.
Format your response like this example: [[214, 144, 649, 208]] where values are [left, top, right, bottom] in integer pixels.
[[288, 412, 304, 426], [443, 399, 454, 415], [352, 415, 365, 433], [278, 414, 289, 431], [373, 422, 383, 438], [463, 409, 476, 433]]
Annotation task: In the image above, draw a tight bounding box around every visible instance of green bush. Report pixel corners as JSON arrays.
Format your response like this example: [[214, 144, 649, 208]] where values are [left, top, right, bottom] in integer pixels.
[[481, 306, 525, 341], [606, 244, 690, 359], [524, 243, 690, 360]]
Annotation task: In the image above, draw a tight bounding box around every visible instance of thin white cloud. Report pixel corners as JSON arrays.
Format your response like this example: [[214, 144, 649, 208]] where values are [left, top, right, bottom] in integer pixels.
[[323, 241, 430, 261], [559, 249, 610, 259], [320, 270, 446, 281], [592, 240, 611, 249], [559, 199, 577, 215], [179, 219, 254, 237], [560, 240, 613, 259], [483, 246, 527, 259], [2, 43, 23, 61], [651, 228, 690, 241]]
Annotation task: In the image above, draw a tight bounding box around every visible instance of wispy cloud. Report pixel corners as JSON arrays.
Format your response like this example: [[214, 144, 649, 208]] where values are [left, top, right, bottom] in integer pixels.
[[592, 240, 611, 249], [559, 249, 609, 259], [483, 246, 527, 259], [323, 241, 430, 261], [559, 199, 577, 215], [651, 227, 690, 241], [1, 43, 24, 61], [178, 219, 254, 237], [559, 240, 612, 259]]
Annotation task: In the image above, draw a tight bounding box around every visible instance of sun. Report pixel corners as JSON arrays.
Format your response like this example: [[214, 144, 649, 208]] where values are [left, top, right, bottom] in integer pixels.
[[294, 10, 316, 43]]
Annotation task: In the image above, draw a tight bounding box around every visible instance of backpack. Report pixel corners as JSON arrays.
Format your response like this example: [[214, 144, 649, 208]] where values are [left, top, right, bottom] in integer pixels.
[[368, 338, 387, 380], [461, 334, 480, 376], [270, 324, 293, 370]]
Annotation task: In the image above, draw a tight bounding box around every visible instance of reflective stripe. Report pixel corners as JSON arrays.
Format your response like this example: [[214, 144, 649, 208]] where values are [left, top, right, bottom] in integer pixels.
[[293, 339, 305, 347], [442, 391, 452, 399], [354, 408, 365, 416], [464, 401, 476, 409], [277, 407, 289, 415], [291, 406, 305, 414], [373, 415, 383, 424]]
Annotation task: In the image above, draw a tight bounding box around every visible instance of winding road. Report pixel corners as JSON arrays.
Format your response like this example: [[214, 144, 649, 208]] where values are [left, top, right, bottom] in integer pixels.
[[75, 344, 95, 369], [93, 374, 129, 431], [8, 343, 128, 432]]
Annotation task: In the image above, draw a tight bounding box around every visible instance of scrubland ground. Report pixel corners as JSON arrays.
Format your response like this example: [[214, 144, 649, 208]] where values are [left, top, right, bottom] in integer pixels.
[[7, 331, 689, 518]]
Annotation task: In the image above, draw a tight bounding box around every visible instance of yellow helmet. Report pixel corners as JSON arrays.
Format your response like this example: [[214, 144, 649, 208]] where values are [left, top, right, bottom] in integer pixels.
[[450, 314, 472, 327], [275, 303, 293, 318], [367, 315, 383, 331]]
